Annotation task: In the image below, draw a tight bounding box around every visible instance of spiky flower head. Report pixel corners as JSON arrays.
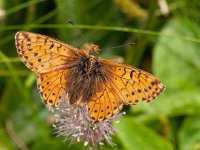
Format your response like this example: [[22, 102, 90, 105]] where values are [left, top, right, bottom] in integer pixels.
[[52, 98, 124, 148]]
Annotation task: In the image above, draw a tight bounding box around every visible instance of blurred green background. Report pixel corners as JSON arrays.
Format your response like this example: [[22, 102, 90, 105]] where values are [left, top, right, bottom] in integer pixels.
[[0, 0, 200, 150]]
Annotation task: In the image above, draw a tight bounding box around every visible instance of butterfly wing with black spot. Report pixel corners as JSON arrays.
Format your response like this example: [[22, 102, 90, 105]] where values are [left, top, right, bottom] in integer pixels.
[[37, 70, 70, 107], [15, 31, 78, 73], [104, 60, 165, 105], [15, 31, 81, 107], [87, 77, 123, 122], [87, 60, 165, 122]]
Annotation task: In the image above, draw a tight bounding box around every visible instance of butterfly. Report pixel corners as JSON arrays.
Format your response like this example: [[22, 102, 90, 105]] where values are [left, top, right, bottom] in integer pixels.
[[15, 31, 165, 122]]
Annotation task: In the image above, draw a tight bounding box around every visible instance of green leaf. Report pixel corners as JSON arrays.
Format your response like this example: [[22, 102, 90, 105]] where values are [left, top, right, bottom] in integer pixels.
[[153, 17, 200, 91], [114, 117, 173, 150], [178, 115, 200, 150], [133, 90, 200, 123]]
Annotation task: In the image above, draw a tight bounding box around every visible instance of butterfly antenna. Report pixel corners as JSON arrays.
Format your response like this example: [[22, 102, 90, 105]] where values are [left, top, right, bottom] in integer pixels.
[[68, 19, 95, 51], [99, 42, 135, 51]]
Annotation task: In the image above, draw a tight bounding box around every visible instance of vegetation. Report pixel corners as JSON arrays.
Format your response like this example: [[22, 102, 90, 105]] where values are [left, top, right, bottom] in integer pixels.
[[0, 0, 200, 149]]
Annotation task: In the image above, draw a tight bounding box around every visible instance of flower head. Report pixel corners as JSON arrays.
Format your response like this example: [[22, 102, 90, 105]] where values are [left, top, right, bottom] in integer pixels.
[[52, 98, 124, 147]]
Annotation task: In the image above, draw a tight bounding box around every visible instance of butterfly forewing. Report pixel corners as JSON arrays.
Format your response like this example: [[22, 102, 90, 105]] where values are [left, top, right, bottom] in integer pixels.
[[107, 63, 165, 104], [15, 31, 78, 73], [88, 78, 123, 122]]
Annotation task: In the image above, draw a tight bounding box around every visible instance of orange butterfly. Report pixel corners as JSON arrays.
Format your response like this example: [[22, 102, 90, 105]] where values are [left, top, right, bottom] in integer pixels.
[[15, 32, 165, 122]]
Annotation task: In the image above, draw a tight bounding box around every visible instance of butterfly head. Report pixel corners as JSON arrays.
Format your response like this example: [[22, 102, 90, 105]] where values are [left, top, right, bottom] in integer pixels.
[[82, 43, 99, 50], [81, 43, 100, 61], [88, 44, 101, 66], [89, 44, 100, 52]]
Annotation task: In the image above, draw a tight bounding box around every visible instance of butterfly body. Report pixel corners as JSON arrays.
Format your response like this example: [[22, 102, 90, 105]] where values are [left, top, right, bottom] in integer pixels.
[[15, 31, 165, 122], [65, 50, 106, 105]]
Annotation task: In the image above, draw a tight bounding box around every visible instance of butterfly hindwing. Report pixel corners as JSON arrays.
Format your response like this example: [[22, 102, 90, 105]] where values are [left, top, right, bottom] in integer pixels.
[[37, 69, 69, 107], [88, 79, 123, 122]]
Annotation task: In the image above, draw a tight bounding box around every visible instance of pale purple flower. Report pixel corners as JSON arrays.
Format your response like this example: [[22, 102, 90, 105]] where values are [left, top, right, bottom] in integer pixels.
[[52, 96, 124, 148]]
